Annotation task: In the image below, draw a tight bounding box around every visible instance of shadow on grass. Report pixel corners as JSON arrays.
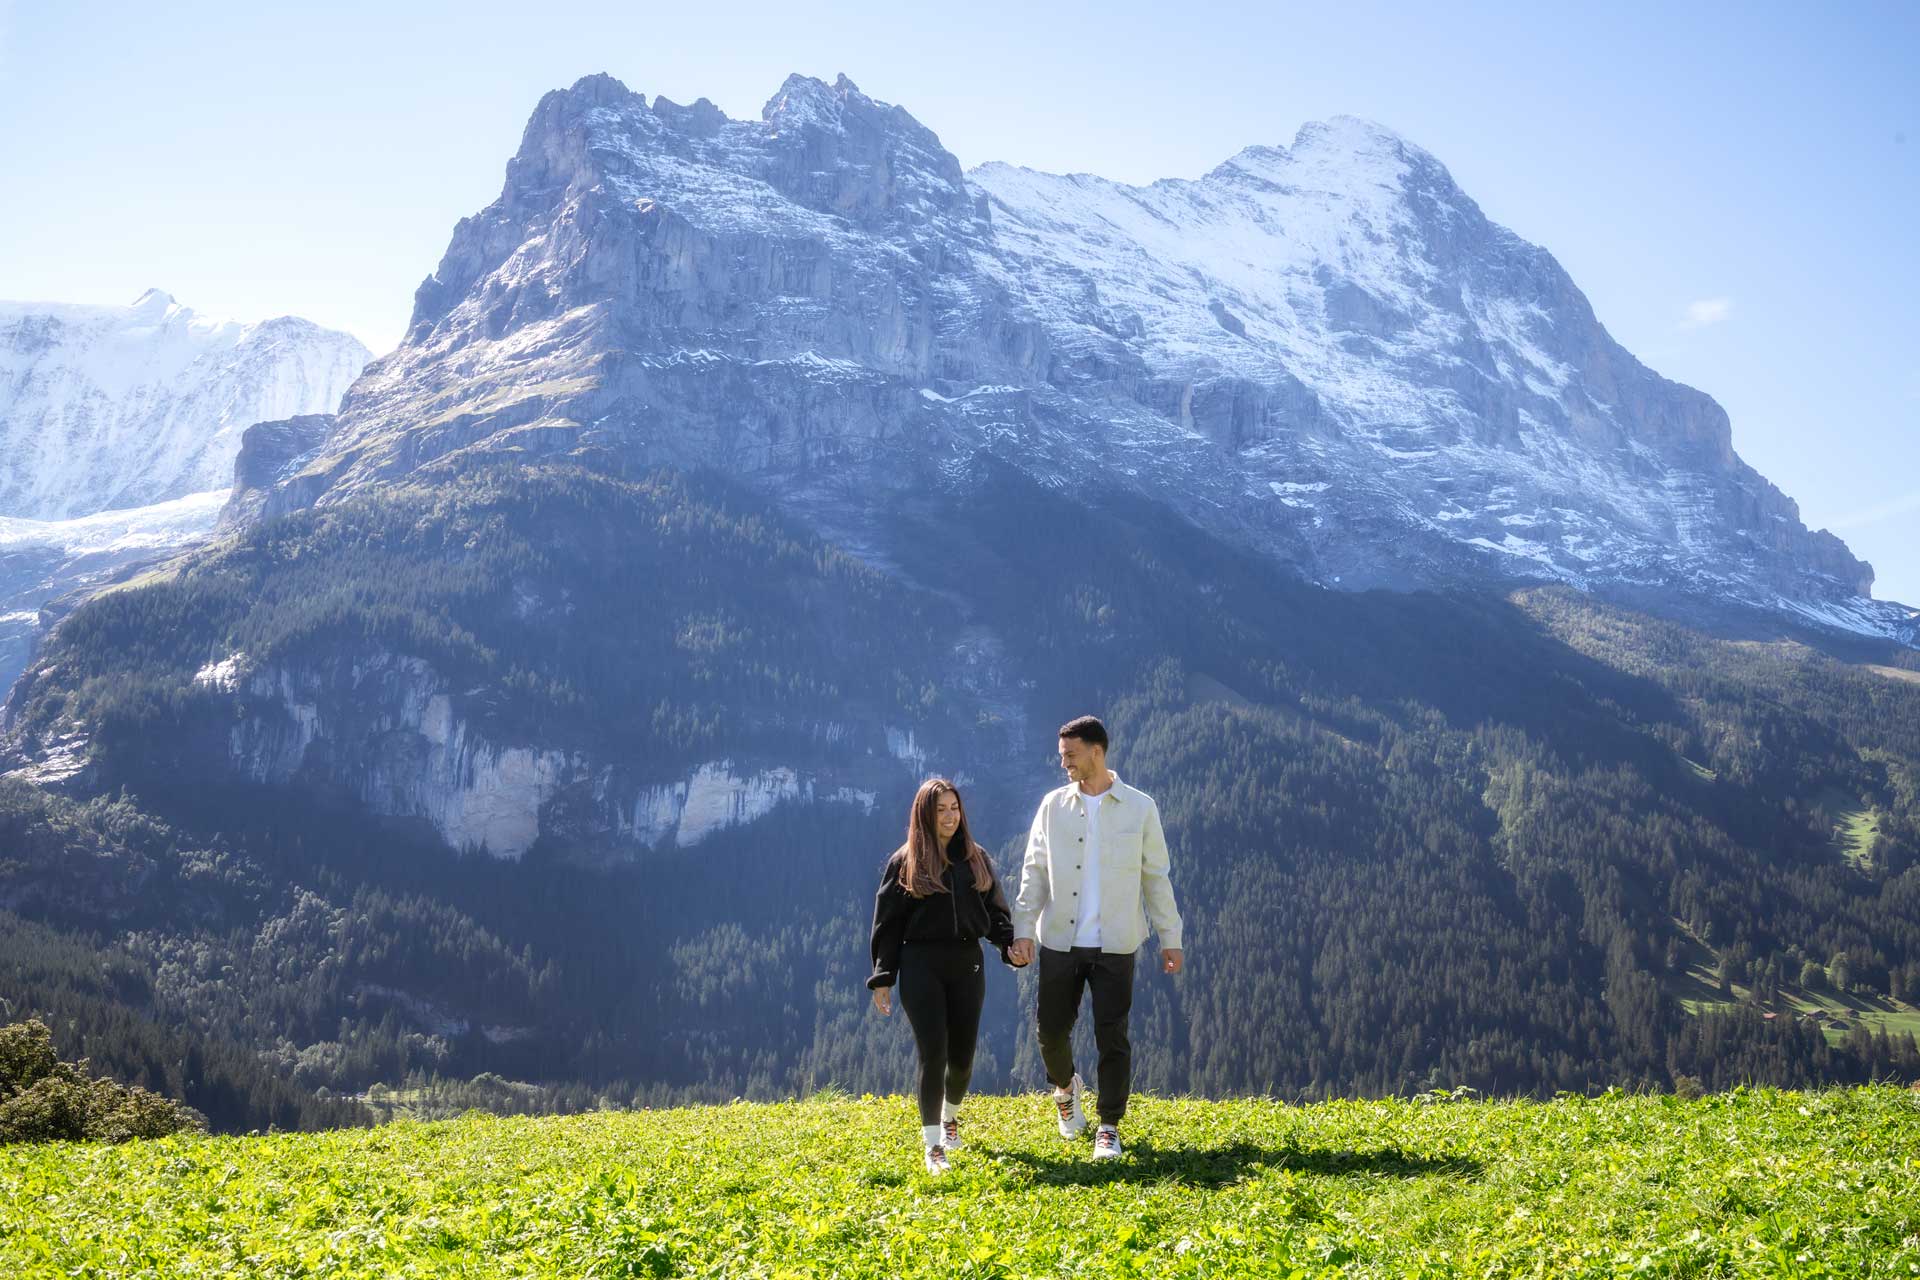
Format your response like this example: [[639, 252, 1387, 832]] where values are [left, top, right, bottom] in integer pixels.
[[987, 1140, 1481, 1188]]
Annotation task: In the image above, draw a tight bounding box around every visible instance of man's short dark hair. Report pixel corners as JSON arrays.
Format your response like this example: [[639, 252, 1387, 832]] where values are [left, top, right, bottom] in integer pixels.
[[1058, 715, 1109, 751]]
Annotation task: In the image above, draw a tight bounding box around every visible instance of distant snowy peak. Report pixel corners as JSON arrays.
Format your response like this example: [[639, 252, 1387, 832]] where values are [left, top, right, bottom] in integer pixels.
[[0, 293, 369, 521]]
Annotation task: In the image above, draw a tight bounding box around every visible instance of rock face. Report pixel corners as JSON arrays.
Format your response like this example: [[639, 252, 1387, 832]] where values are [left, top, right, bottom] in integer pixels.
[[0, 291, 369, 521], [195, 647, 903, 860], [252, 73, 1910, 641], [218, 414, 337, 532]]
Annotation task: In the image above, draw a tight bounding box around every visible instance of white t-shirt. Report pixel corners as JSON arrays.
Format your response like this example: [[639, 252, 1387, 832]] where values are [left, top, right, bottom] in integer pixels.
[[1072, 787, 1104, 947]]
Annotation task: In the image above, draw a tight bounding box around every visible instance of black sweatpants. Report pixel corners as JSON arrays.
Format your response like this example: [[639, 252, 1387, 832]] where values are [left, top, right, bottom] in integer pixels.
[[1036, 945, 1135, 1125], [896, 941, 986, 1126]]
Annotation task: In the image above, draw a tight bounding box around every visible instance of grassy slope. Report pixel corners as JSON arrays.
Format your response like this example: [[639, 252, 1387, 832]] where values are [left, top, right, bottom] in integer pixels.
[[4, 1091, 1917, 1278], [1666, 924, 1920, 1046], [1673, 961, 1920, 1043]]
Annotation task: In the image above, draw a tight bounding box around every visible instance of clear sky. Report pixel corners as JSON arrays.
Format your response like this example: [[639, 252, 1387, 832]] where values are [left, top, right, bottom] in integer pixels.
[[2, 1, 1915, 602]]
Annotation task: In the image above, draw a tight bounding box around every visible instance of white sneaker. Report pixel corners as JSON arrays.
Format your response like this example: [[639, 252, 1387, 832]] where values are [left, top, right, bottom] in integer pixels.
[[941, 1117, 961, 1150], [924, 1143, 951, 1175], [1092, 1124, 1122, 1160], [1052, 1072, 1087, 1138]]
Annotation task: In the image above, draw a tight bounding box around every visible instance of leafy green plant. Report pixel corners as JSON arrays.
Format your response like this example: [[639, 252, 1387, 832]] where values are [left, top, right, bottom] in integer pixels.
[[0, 1019, 202, 1144], [3, 1088, 1918, 1277]]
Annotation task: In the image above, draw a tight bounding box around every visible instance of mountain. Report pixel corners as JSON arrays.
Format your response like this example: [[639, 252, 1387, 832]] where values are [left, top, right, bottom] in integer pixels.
[[1, 75, 1916, 1121], [259, 74, 1911, 642], [0, 290, 369, 521], [0, 292, 370, 691]]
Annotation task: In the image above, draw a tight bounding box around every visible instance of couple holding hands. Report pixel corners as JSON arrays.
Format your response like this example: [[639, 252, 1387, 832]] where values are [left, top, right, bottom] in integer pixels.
[[867, 716, 1185, 1174]]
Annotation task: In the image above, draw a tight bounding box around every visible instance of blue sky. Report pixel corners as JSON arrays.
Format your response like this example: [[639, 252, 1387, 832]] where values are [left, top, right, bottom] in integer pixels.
[[2, 1, 1915, 603]]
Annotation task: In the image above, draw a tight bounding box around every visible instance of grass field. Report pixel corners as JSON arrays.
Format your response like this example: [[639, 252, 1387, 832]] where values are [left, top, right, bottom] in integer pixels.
[[4, 1089, 1919, 1278], [1834, 806, 1880, 869]]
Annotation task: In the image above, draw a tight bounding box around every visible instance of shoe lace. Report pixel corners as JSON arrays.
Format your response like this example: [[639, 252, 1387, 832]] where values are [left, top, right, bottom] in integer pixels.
[[1054, 1092, 1075, 1120], [943, 1119, 959, 1141], [1096, 1128, 1118, 1151]]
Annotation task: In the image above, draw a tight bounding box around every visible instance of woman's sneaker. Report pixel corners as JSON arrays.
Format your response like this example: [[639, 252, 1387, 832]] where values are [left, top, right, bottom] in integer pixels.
[[1092, 1124, 1122, 1160], [924, 1144, 951, 1175], [941, 1117, 962, 1150], [1053, 1073, 1087, 1138]]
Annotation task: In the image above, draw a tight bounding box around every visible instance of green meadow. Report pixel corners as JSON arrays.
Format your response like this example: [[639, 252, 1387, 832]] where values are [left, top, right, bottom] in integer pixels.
[[4, 1089, 1918, 1278]]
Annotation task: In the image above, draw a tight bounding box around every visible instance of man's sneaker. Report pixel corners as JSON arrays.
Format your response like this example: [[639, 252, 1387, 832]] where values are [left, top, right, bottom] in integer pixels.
[[1092, 1124, 1122, 1160], [941, 1117, 962, 1150], [923, 1144, 951, 1175], [1053, 1072, 1087, 1138]]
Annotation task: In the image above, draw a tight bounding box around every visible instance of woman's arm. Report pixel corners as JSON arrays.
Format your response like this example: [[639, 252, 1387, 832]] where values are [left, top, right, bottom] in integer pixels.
[[867, 856, 912, 991]]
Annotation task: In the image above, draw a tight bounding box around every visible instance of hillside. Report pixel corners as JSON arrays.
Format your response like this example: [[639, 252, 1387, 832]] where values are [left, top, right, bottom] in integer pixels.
[[2, 455, 1918, 1123], [4, 1089, 1917, 1277]]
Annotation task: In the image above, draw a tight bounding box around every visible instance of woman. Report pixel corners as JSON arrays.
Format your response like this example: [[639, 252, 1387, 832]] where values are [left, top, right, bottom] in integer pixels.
[[868, 777, 1023, 1174]]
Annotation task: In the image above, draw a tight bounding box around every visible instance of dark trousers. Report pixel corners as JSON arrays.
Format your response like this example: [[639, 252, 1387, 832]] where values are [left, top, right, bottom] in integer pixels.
[[1036, 945, 1135, 1125], [896, 941, 986, 1126]]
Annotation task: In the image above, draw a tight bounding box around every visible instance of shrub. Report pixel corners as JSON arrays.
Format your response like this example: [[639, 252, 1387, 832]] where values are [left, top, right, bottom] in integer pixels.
[[0, 1019, 203, 1144]]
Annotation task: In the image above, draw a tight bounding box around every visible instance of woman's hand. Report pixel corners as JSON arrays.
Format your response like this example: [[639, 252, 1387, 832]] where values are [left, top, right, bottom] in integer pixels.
[[872, 987, 893, 1015]]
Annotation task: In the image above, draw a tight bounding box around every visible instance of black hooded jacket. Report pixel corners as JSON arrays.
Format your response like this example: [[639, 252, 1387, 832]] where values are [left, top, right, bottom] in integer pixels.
[[867, 843, 1017, 990]]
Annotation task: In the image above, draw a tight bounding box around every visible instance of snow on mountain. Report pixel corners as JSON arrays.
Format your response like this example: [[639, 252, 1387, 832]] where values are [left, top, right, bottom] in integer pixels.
[[967, 117, 1878, 614], [0, 489, 233, 698], [0, 290, 369, 520]]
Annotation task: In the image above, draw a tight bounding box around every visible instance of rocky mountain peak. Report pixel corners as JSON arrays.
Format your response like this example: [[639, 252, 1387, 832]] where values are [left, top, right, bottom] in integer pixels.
[[758, 73, 972, 225]]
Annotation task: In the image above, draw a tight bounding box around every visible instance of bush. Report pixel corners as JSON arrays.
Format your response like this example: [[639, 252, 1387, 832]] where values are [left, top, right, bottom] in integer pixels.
[[0, 1019, 203, 1144]]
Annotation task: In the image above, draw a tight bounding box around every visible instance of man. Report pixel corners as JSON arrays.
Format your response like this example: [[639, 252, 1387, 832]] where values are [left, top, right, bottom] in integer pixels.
[[1009, 715, 1184, 1160]]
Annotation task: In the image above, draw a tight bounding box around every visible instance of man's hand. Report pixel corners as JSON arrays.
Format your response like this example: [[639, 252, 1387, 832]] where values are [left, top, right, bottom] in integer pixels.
[[1009, 938, 1034, 967], [1161, 948, 1184, 975], [872, 987, 892, 1015]]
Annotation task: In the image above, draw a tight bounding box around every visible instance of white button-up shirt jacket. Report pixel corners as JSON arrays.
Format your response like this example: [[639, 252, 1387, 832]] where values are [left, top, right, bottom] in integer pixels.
[[1012, 771, 1184, 955]]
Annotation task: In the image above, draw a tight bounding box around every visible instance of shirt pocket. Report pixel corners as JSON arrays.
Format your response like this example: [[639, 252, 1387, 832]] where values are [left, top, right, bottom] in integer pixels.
[[1102, 815, 1146, 861]]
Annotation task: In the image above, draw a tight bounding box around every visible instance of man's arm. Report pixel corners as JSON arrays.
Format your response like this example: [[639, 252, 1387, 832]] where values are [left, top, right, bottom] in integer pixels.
[[1140, 798, 1183, 952], [1010, 800, 1051, 953]]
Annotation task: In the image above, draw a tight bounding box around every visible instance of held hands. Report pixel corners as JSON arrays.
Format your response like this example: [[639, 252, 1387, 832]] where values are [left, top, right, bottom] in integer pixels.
[[871, 987, 892, 1016], [1008, 938, 1034, 967], [1161, 948, 1184, 975]]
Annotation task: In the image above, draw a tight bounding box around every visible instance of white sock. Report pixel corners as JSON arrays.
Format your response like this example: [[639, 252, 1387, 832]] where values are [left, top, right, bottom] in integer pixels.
[[941, 1100, 960, 1122], [923, 1123, 944, 1149]]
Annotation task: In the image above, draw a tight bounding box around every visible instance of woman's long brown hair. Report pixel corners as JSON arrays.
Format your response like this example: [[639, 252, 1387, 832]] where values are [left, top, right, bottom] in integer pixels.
[[900, 778, 994, 898]]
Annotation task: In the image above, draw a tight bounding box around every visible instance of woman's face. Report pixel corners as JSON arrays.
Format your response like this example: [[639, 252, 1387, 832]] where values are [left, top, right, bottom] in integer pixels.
[[934, 791, 963, 843]]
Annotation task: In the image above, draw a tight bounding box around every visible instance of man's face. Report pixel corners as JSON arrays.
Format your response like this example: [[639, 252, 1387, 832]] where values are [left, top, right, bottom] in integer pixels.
[[1058, 736, 1102, 784]]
